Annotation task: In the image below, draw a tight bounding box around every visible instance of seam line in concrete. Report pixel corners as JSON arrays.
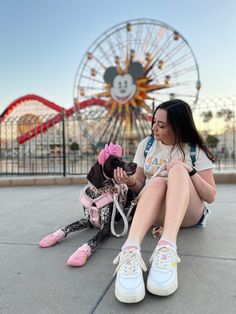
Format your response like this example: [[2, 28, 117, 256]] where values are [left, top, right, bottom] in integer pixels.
[[89, 276, 116, 314]]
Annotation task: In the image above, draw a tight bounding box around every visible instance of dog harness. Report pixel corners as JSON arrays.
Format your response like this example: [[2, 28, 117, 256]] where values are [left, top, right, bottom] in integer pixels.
[[80, 183, 129, 237], [80, 190, 114, 228]]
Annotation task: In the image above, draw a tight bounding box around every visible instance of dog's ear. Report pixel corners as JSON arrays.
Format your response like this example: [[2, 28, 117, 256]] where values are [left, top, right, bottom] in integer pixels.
[[87, 162, 105, 189]]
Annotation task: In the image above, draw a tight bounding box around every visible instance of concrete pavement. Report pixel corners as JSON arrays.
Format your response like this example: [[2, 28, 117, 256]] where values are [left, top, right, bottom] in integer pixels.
[[0, 183, 236, 313]]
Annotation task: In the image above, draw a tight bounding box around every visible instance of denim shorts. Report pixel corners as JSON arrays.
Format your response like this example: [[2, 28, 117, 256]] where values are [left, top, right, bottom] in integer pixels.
[[195, 204, 211, 228]]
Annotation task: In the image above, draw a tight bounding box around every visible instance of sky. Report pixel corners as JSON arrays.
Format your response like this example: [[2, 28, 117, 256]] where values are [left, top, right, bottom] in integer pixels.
[[0, 0, 235, 113]]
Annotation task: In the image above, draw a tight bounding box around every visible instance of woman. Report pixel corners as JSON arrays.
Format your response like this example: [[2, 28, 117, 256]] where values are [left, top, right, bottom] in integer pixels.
[[113, 99, 216, 303]]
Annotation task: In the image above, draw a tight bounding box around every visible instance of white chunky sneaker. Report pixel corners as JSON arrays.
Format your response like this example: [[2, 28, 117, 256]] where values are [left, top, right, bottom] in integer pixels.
[[147, 244, 181, 296], [113, 248, 147, 303]]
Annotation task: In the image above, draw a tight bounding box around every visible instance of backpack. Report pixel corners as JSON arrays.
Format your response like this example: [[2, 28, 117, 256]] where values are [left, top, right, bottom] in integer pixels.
[[144, 136, 196, 166]]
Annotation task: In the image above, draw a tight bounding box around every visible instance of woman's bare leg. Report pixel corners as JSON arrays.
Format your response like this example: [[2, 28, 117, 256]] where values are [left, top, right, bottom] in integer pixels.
[[126, 178, 167, 244], [125, 164, 204, 246], [160, 164, 204, 244]]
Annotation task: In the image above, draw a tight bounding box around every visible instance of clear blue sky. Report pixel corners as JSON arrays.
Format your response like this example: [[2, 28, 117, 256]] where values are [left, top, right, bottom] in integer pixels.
[[0, 0, 235, 113]]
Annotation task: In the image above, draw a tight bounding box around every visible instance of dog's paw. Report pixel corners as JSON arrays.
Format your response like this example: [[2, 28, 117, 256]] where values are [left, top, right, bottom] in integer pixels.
[[67, 244, 92, 267], [39, 230, 65, 248]]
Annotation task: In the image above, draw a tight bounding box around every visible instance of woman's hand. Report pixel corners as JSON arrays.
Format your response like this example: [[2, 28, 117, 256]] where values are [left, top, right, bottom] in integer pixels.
[[113, 167, 136, 186], [166, 159, 192, 173]]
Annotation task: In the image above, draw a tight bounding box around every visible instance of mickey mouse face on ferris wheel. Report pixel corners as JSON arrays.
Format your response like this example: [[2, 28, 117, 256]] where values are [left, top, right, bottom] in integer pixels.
[[111, 74, 136, 104], [103, 62, 144, 105]]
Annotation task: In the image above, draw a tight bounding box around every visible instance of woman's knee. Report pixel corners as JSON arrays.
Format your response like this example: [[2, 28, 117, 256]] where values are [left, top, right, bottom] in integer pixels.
[[148, 177, 167, 190], [168, 164, 188, 176]]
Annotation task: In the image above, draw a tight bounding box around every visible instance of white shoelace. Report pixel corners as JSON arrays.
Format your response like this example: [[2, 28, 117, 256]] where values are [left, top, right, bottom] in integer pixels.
[[149, 245, 180, 269], [113, 248, 147, 276]]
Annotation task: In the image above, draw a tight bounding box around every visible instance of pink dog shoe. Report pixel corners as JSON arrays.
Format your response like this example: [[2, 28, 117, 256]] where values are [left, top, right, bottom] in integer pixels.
[[39, 229, 65, 248], [67, 244, 92, 267]]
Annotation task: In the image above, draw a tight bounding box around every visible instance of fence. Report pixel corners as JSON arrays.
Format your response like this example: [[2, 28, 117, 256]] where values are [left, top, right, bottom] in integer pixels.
[[0, 96, 235, 176], [0, 113, 96, 176]]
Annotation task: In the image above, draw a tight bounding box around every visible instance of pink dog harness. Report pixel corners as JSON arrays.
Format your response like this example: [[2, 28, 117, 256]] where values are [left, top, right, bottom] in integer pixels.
[[80, 183, 128, 232], [80, 190, 114, 228]]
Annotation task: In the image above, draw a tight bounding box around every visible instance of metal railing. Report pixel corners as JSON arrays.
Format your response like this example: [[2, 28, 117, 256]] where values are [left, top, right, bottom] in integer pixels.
[[0, 113, 97, 175], [0, 96, 235, 176]]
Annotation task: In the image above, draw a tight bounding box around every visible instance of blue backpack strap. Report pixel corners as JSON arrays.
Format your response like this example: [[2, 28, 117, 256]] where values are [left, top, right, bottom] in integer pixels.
[[189, 144, 196, 167], [144, 139, 196, 166], [144, 136, 154, 158]]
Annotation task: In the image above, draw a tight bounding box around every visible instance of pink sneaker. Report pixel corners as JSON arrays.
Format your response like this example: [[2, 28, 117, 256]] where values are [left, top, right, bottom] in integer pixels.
[[67, 244, 92, 267], [39, 229, 65, 248]]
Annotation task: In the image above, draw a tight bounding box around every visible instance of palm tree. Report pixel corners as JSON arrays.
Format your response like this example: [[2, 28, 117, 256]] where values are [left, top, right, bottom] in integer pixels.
[[216, 109, 234, 121], [200, 110, 213, 123]]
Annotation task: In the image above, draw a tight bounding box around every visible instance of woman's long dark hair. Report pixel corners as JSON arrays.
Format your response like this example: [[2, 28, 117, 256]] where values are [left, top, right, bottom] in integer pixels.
[[152, 99, 215, 162]]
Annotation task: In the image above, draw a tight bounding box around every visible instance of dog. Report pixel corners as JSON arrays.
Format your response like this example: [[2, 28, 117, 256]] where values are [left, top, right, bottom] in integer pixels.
[[39, 143, 137, 267]]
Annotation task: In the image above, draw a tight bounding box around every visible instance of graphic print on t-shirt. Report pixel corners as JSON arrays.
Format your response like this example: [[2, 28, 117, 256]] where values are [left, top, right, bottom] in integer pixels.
[[144, 155, 168, 178]]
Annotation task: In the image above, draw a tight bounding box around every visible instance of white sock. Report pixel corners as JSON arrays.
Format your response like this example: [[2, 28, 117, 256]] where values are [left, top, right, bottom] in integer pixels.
[[122, 241, 140, 251], [158, 238, 177, 251]]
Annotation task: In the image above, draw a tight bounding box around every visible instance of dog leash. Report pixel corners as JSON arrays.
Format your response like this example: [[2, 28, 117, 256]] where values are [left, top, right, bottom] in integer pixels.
[[110, 164, 168, 237], [131, 163, 168, 207], [110, 163, 168, 237], [109, 160, 170, 237], [110, 193, 129, 237]]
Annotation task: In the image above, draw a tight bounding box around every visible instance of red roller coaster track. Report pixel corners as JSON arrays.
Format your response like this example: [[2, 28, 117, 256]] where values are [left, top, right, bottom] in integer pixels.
[[0, 94, 107, 144]]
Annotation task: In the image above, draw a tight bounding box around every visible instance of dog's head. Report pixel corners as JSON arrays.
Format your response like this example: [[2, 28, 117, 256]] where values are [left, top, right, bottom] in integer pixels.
[[87, 155, 137, 189], [103, 155, 137, 178]]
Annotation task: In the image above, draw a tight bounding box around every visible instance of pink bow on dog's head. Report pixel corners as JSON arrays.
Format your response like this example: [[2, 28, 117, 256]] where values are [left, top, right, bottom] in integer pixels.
[[98, 143, 122, 165]]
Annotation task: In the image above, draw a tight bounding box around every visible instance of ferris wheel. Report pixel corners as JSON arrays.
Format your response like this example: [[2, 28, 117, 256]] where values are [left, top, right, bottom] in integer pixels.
[[73, 18, 201, 150]]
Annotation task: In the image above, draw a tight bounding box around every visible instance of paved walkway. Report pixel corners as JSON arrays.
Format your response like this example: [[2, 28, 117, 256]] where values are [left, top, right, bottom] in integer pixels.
[[0, 183, 235, 313]]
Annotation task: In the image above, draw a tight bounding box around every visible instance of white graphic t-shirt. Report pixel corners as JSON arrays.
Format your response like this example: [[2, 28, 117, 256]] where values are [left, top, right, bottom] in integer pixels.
[[133, 137, 213, 185]]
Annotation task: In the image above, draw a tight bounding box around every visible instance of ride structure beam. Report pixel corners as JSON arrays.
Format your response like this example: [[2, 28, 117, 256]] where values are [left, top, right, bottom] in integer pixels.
[[16, 98, 107, 144]]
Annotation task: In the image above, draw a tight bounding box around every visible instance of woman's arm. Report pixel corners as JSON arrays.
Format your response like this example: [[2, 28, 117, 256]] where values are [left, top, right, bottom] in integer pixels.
[[166, 160, 216, 203], [114, 166, 145, 193], [190, 169, 216, 203]]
